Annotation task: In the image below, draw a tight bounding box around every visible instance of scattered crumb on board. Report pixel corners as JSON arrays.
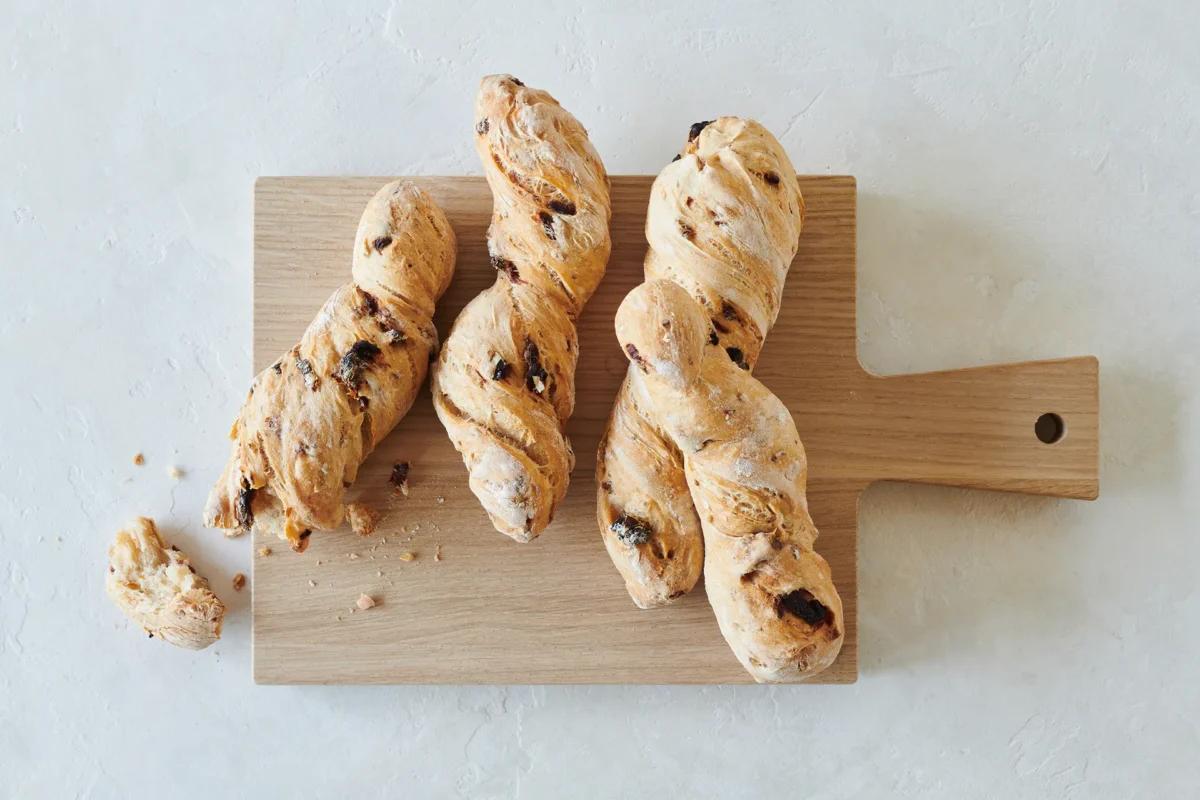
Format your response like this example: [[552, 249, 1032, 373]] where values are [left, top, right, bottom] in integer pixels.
[[435, 544, 443, 561], [398, 551, 415, 562], [167, 465, 184, 479], [258, 547, 272, 557], [390, 461, 410, 496], [356, 593, 376, 610], [308, 579, 317, 588], [132, 452, 145, 466], [346, 502, 378, 536]]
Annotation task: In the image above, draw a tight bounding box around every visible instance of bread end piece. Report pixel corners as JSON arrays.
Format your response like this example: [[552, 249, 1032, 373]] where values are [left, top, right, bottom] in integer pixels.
[[106, 517, 225, 650]]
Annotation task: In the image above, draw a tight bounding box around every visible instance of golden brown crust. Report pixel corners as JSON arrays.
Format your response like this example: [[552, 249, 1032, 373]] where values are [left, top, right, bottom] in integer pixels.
[[598, 118, 805, 606], [432, 75, 611, 541], [613, 281, 843, 682], [205, 182, 456, 548], [106, 517, 225, 650]]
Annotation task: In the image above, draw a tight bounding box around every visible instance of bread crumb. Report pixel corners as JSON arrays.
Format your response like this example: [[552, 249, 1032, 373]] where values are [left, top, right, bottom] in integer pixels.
[[258, 547, 272, 557], [398, 551, 415, 562], [348, 552, 360, 560], [434, 544, 443, 562], [316, 560, 322, 566], [308, 579, 317, 588], [356, 593, 376, 610], [436, 495, 445, 504], [346, 502, 378, 536], [132, 452, 145, 466], [167, 465, 184, 479], [390, 461, 410, 497], [232, 573, 246, 591], [376, 570, 383, 577]]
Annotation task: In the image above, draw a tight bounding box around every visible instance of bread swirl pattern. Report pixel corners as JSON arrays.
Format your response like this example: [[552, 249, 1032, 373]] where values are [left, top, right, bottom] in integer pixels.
[[205, 182, 456, 549], [597, 118, 805, 607], [431, 75, 611, 542], [614, 280, 843, 682]]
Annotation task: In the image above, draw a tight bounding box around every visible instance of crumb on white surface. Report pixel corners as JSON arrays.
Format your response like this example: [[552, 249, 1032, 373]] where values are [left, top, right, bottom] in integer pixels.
[[232, 573, 246, 591], [167, 465, 184, 479], [132, 452, 145, 466]]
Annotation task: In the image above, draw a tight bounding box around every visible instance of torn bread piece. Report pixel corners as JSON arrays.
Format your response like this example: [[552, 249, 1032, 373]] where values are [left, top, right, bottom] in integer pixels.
[[106, 517, 225, 650]]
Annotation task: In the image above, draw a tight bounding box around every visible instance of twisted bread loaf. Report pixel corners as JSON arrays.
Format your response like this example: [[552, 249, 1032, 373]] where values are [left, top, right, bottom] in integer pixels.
[[431, 75, 611, 542], [614, 280, 843, 682], [205, 182, 456, 550], [597, 118, 805, 607], [106, 517, 225, 649]]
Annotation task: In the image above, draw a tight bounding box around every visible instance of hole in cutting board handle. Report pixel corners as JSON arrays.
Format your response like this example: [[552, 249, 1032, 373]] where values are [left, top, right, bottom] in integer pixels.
[[1035, 412, 1066, 444]]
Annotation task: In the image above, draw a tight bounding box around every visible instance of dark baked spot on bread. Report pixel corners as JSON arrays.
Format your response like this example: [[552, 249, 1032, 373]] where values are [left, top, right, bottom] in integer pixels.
[[523, 338, 549, 393], [726, 347, 749, 370], [678, 221, 696, 241], [624, 343, 647, 372], [763, 171, 781, 186], [548, 198, 577, 215], [491, 255, 521, 282], [685, 196, 694, 208], [668, 589, 686, 600], [336, 340, 382, 389], [475, 118, 489, 135], [688, 120, 713, 141], [358, 290, 380, 317], [510, 76, 525, 86], [492, 357, 511, 381], [600, 480, 613, 492], [671, 153, 682, 163], [611, 513, 652, 546], [294, 529, 312, 553], [708, 330, 719, 345], [721, 301, 740, 321], [538, 211, 557, 240], [372, 235, 393, 253], [235, 486, 256, 530], [296, 357, 319, 391], [271, 361, 282, 374], [778, 589, 833, 627]]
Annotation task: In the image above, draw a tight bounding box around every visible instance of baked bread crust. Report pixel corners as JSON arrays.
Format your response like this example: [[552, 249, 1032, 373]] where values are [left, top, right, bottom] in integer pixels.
[[205, 181, 456, 549], [614, 281, 843, 682], [597, 118, 804, 606], [431, 75, 611, 542], [106, 517, 225, 649]]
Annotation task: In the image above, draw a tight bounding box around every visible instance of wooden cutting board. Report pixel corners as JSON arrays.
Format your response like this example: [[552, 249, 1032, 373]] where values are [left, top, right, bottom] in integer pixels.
[[251, 175, 1099, 684]]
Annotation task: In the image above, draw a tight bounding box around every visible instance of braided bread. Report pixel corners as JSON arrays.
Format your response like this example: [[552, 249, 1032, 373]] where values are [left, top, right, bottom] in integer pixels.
[[595, 118, 842, 680], [614, 280, 843, 682], [205, 181, 456, 550], [431, 75, 611, 542], [597, 118, 805, 607]]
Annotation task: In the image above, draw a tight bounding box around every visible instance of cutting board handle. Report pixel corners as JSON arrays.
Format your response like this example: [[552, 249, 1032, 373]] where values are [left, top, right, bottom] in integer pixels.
[[861, 356, 1099, 499]]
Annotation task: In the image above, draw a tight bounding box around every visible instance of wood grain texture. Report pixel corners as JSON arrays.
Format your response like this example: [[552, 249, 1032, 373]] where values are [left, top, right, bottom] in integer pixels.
[[251, 175, 1099, 684]]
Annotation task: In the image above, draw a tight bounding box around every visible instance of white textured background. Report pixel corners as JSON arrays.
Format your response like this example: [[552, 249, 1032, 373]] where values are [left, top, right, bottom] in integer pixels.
[[2, 1, 1197, 797]]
